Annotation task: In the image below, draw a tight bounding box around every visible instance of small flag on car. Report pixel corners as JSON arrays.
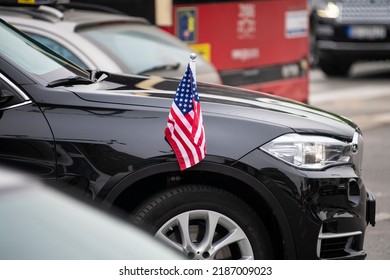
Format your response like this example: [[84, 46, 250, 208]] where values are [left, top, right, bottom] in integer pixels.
[[164, 53, 206, 170]]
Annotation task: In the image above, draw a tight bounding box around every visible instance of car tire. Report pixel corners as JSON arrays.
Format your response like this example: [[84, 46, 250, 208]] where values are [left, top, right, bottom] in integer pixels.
[[132, 184, 274, 260], [319, 59, 351, 77]]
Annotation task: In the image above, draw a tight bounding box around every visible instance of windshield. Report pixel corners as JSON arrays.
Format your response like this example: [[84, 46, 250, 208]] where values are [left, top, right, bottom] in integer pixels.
[[79, 23, 210, 75], [0, 19, 89, 85]]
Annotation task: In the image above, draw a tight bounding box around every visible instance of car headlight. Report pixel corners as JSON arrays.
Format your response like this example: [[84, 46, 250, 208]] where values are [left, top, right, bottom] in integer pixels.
[[316, 1, 340, 19], [261, 133, 352, 170]]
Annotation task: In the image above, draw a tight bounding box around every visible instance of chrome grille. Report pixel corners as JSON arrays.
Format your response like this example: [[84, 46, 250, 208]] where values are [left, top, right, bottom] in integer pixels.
[[320, 236, 353, 258], [340, 0, 390, 23], [317, 225, 363, 259]]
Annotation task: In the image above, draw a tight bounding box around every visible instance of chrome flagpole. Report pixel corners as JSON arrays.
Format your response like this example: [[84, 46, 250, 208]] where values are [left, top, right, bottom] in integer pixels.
[[189, 52, 197, 82]]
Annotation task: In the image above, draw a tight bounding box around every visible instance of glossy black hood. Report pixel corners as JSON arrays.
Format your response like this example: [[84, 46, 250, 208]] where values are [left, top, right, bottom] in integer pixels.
[[66, 74, 358, 141]]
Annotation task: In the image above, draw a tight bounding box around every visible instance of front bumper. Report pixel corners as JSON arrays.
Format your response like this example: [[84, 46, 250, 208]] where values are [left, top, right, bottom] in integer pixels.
[[317, 40, 390, 60], [316, 189, 375, 259], [308, 172, 371, 259], [240, 147, 376, 259], [314, 19, 390, 60], [262, 163, 375, 259], [317, 226, 366, 259], [317, 190, 376, 259]]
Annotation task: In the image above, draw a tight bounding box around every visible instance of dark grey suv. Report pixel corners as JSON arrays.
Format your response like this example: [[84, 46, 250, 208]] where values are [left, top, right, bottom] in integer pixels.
[[310, 0, 390, 76]]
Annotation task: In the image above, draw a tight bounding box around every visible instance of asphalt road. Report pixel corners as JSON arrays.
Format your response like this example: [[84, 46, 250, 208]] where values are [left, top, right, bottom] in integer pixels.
[[309, 62, 390, 260]]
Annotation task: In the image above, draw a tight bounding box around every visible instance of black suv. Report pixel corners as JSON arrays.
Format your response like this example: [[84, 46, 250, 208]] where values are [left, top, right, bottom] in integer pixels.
[[0, 18, 375, 259], [310, 0, 390, 76]]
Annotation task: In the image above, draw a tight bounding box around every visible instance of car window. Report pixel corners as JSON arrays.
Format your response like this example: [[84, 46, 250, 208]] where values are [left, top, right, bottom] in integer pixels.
[[0, 20, 89, 85], [79, 23, 208, 74], [27, 33, 89, 69]]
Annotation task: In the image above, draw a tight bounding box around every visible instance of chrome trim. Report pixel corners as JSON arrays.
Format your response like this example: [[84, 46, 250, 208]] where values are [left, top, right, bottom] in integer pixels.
[[340, 0, 390, 24], [319, 231, 362, 240], [1, 100, 32, 110], [352, 131, 359, 153], [316, 225, 363, 258], [351, 130, 364, 176]]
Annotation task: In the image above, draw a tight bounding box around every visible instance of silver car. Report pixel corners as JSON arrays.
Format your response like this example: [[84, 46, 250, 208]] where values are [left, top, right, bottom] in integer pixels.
[[0, 3, 221, 84], [0, 166, 182, 260]]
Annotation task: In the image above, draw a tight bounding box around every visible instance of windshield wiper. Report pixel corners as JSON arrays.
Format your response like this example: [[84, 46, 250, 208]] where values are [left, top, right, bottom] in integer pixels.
[[47, 76, 94, 88], [137, 63, 180, 75], [88, 69, 109, 82]]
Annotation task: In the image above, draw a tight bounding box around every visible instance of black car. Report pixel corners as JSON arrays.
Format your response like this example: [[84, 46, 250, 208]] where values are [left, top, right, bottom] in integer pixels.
[[0, 18, 375, 260], [310, 0, 390, 76]]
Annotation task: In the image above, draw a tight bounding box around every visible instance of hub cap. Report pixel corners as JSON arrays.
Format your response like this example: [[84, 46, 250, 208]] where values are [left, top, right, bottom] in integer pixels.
[[154, 210, 254, 260]]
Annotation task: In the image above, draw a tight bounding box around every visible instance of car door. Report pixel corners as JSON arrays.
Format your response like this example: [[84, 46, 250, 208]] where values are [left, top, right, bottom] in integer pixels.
[[0, 72, 57, 180]]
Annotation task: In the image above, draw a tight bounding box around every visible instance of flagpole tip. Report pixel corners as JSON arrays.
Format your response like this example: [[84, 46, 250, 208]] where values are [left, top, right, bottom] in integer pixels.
[[190, 52, 197, 61]]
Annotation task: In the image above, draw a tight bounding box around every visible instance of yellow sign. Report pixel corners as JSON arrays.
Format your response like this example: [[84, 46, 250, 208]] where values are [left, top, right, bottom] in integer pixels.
[[17, 0, 53, 4], [18, 0, 35, 3], [190, 43, 211, 62]]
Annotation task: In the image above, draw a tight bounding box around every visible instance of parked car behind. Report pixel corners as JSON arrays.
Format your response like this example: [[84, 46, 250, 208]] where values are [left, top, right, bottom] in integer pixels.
[[0, 17, 375, 260], [0, 0, 221, 84], [310, 0, 390, 76], [0, 166, 182, 260]]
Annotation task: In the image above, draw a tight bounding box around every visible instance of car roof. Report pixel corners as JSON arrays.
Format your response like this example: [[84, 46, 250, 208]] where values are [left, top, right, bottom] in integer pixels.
[[0, 5, 149, 29]]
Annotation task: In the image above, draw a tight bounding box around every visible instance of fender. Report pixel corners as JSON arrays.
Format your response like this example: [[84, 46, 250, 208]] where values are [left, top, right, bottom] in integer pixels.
[[103, 160, 296, 259]]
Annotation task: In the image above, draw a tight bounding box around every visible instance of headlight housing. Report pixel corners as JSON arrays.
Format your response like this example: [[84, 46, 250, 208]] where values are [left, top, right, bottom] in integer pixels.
[[316, 1, 340, 19], [261, 133, 352, 170]]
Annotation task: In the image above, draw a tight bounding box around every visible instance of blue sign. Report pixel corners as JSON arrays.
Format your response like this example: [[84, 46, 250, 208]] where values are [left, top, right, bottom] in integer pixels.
[[176, 7, 197, 43]]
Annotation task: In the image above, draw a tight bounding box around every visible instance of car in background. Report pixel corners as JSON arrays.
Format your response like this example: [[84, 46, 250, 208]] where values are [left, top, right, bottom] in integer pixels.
[[310, 0, 390, 76], [0, 17, 375, 260], [0, 0, 221, 84], [0, 166, 182, 259]]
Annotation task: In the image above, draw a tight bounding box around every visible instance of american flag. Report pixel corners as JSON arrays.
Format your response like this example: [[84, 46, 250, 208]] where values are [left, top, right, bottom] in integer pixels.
[[164, 63, 206, 170]]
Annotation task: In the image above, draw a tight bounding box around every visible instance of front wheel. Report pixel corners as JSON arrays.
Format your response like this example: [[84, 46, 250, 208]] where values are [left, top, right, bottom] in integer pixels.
[[132, 185, 273, 260]]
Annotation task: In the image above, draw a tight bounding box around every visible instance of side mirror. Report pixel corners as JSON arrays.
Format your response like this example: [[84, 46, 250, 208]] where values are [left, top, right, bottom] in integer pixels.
[[0, 96, 13, 104], [0, 83, 14, 105]]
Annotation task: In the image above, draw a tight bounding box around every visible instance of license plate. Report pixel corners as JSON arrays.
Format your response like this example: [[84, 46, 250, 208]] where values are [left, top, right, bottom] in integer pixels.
[[346, 26, 387, 39]]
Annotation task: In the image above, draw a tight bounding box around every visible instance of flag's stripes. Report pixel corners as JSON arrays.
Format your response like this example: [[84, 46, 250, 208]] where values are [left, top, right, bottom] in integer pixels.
[[167, 106, 203, 168], [192, 101, 203, 143], [165, 122, 194, 168], [167, 112, 200, 166], [164, 63, 206, 170], [172, 104, 193, 132]]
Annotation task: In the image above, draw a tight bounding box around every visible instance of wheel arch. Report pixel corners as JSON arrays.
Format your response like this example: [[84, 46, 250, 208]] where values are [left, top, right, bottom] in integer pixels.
[[103, 161, 296, 259]]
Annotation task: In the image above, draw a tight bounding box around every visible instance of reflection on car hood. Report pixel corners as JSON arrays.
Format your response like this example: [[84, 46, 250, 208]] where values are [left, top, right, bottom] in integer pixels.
[[70, 74, 358, 140]]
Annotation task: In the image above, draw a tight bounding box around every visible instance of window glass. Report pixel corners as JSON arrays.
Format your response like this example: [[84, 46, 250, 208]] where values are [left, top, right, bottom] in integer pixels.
[[27, 33, 88, 69], [80, 24, 208, 74], [0, 21, 89, 84]]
